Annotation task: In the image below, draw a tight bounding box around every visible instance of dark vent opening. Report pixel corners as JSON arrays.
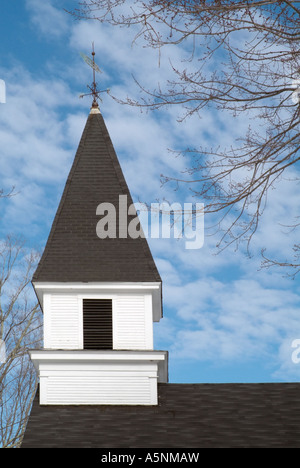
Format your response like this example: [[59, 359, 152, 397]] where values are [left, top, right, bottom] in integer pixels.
[[83, 299, 113, 350]]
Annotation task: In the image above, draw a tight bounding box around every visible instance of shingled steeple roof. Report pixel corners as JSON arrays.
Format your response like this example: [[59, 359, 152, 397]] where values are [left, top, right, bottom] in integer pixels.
[[33, 107, 161, 283]]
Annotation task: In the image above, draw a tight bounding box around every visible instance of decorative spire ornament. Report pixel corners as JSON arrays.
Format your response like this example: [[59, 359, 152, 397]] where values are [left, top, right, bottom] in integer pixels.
[[79, 42, 109, 109]]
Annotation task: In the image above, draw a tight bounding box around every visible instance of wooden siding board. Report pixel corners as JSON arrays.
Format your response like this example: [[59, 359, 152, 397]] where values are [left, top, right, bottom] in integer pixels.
[[45, 375, 152, 405], [115, 296, 148, 350], [49, 294, 79, 349]]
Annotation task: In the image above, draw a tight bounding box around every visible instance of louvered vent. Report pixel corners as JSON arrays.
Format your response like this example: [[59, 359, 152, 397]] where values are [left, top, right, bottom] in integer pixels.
[[83, 299, 113, 350]]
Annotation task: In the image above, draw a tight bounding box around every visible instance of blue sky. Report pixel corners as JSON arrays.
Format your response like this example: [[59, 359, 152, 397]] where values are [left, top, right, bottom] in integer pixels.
[[1, 0, 300, 383]]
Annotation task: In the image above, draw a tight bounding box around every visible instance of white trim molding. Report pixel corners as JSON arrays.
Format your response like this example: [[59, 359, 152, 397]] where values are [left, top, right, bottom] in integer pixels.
[[33, 281, 163, 322]]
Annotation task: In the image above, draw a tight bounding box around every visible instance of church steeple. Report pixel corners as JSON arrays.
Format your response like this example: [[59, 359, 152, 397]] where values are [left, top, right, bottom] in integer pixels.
[[33, 107, 161, 284], [34, 46, 160, 285], [30, 81, 167, 406]]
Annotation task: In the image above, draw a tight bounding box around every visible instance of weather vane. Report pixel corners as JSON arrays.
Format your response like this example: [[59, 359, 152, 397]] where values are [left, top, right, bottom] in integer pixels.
[[79, 43, 109, 108]]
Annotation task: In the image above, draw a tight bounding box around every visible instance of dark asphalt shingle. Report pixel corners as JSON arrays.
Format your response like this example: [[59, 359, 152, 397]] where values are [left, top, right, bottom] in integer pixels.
[[21, 383, 300, 448], [33, 111, 161, 283]]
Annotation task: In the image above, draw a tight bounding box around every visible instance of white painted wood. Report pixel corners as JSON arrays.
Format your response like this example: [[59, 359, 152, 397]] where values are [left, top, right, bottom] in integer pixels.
[[114, 295, 148, 350], [39, 375, 48, 405], [30, 350, 168, 406], [45, 375, 153, 405], [145, 294, 154, 349], [78, 298, 84, 349], [47, 294, 80, 349], [33, 282, 162, 321], [42, 290, 156, 351], [43, 294, 52, 349], [32, 282, 167, 406]]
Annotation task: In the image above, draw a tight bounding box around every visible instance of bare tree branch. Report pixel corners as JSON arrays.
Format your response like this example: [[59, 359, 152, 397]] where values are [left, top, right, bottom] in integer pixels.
[[70, 0, 300, 272], [0, 236, 42, 448]]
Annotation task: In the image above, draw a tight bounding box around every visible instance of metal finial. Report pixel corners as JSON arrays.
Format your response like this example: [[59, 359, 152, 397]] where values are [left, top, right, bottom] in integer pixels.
[[79, 43, 109, 109]]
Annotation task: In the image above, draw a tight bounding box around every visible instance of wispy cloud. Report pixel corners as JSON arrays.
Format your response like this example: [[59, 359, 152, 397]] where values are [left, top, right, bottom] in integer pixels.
[[0, 65, 82, 243], [25, 0, 70, 38]]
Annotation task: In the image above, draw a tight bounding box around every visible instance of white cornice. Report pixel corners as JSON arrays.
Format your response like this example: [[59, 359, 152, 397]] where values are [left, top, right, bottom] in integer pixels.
[[33, 281, 161, 290], [30, 349, 168, 360], [33, 281, 163, 321], [30, 349, 169, 382]]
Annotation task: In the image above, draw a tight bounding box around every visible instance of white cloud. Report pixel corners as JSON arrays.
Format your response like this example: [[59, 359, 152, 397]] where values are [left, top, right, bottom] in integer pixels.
[[0, 65, 84, 244], [25, 0, 70, 38], [148, 222, 300, 381], [163, 275, 300, 368]]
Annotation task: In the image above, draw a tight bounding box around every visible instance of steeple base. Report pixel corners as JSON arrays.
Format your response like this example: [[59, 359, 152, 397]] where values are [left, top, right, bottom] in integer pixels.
[[30, 350, 168, 406]]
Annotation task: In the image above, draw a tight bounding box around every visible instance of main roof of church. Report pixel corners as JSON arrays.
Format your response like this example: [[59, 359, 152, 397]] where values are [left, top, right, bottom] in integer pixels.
[[33, 108, 161, 284], [21, 383, 300, 448]]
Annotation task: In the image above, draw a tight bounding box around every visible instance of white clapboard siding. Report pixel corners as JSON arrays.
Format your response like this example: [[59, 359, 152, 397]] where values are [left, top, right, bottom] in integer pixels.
[[45, 375, 154, 405], [49, 294, 80, 349], [31, 349, 168, 406], [114, 295, 153, 350]]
